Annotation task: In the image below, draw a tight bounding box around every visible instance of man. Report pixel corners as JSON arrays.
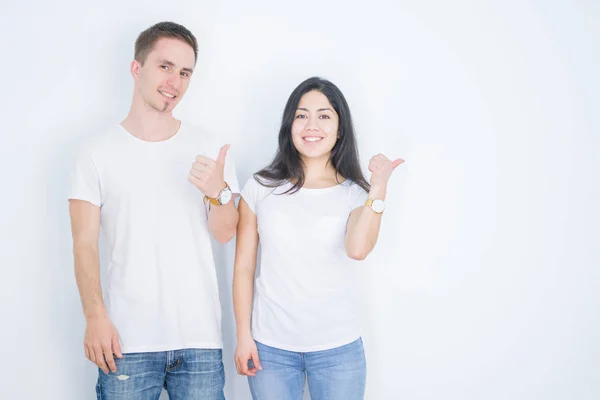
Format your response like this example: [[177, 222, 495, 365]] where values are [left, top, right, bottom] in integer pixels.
[[68, 21, 239, 399]]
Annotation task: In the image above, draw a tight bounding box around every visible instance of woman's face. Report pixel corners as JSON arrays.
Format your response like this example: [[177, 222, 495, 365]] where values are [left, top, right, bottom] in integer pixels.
[[291, 90, 339, 161]]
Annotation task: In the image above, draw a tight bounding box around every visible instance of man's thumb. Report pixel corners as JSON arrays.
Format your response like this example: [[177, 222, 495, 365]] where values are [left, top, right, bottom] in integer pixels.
[[217, 144, 230, 164], [112, 336, 123, 358]]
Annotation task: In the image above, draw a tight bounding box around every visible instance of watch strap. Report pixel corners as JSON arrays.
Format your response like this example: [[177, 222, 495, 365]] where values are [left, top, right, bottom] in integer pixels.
[[203, 182, 230, 206]]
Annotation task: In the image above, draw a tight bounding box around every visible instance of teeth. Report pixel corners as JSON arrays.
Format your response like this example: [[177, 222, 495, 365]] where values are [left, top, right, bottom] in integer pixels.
[[304, 137, 323, 142], [160, 91, 175, 98]]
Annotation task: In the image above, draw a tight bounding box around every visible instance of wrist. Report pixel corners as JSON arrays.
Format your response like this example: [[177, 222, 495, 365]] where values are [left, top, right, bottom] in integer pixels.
[[207, 181, 226, 199], [236, 328, 252, 340], [368, 184, 387, 200], [85, 308, 108, 321]]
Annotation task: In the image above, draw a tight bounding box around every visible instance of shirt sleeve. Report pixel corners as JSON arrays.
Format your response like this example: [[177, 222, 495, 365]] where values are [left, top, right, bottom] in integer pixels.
[[240, 177, 261, 214], [67, 148, 102, 207]]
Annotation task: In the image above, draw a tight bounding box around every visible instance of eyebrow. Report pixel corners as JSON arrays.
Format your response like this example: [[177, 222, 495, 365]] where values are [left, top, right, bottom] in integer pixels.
[[160, 59, 194, 74], [297, 107, 333, 112]]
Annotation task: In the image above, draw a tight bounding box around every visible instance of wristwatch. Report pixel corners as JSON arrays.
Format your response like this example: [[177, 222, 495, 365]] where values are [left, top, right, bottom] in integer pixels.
[[365, 198, 386, 214], [204, 182, 233, 206]]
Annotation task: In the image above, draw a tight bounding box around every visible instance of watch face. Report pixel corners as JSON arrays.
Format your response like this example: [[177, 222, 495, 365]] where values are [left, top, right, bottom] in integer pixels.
[[372, 199, 385, 213], [219, 188, 233, 205]]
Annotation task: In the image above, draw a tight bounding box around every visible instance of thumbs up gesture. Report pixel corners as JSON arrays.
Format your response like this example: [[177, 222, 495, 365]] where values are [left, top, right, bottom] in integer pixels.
[[189, 144, 229, 198], [368, 154, 404, 189]]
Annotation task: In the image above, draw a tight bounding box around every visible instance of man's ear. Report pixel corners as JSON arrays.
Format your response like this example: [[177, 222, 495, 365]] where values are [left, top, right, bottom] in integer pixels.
[[131, 59, 141, 80]]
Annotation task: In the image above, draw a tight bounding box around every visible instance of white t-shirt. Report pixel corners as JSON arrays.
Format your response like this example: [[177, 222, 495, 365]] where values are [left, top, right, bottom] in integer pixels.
[[68, 122, 240, 353], [241, 177, 369, 352]]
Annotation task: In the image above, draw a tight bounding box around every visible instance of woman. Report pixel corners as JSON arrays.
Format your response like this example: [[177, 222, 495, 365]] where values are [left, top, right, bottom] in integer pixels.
[[233, 76, 403, 399]]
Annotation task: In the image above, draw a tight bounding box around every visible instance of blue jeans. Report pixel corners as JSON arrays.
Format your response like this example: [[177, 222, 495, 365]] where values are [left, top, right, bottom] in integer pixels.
[[95, 349, 225, 400], [248, 338, 367, 400]]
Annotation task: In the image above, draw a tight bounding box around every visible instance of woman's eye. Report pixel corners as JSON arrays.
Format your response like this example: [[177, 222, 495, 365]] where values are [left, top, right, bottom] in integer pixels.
[[319, 115, 330, 119], [295, 114, 307, 119]]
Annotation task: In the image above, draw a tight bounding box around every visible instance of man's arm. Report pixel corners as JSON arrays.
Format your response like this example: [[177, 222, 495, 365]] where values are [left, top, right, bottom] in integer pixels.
[[69, 199, 122, 373], [189, 144, 239, 244], [207, 196, 239, 244]]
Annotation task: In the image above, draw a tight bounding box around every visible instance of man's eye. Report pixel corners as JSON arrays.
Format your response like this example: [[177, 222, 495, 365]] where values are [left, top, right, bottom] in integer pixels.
[[160, 65, 169, 70]]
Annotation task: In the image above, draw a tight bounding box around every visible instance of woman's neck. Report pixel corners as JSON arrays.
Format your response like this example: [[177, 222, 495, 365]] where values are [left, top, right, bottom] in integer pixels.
[[301, 155, 343, 189]]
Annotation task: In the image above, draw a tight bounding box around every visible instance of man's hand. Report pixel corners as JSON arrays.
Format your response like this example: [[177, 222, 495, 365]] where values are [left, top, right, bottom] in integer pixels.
[[84, 315, 122, 374], [189, 144, 230, 198]]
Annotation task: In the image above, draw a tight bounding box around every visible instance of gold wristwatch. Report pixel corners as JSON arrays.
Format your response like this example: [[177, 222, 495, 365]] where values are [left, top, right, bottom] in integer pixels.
[[203, 182, 233, 206], [365, 198, 386, 214]]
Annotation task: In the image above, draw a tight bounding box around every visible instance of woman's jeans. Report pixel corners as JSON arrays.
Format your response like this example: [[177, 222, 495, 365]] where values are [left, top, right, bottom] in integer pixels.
[[248, 338, 367, 400]]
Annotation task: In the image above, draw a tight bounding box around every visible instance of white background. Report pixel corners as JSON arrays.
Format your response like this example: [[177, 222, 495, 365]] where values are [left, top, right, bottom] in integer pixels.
[[1, 1, 598, 399]]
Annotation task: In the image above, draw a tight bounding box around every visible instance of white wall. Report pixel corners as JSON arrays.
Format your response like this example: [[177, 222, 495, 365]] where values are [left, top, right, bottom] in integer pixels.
[[1, 1, 598, 399]]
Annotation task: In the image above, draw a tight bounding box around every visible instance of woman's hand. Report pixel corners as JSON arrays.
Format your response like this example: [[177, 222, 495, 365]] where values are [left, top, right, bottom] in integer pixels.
[[368, 154, 404, 190], [234, 334, 262, 376]]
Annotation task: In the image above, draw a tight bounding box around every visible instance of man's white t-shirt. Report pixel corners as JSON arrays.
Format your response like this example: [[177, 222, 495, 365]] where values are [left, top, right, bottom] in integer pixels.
[[241, 177, 369, 352], [68, 122, 239, 353]]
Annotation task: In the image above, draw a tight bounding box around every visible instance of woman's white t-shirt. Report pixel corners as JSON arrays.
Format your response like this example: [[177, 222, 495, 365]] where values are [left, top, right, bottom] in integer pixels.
[[241, 177, 369, 352]]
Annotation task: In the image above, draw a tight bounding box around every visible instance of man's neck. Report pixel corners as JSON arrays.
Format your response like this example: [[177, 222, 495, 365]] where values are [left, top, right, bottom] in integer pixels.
[[121, 97, 180, 142]]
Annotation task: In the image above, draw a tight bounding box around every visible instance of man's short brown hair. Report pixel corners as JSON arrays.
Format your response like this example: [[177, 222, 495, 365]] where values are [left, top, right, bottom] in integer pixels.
[[134, 21, 198, 65]]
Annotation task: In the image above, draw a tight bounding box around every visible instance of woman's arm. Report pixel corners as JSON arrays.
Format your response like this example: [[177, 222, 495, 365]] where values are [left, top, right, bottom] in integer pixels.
[[233, 198, 262, 375], [345, 154, 404, 260], [345, 185, 387, 260]]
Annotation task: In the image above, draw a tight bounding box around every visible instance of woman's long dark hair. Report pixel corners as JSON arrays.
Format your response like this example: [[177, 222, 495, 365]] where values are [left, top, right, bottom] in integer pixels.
[[255, 76, 370, 194]]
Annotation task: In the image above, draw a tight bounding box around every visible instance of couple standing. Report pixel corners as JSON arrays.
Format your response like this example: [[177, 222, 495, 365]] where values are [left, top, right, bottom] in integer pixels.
[[68, 21, 403, 400]]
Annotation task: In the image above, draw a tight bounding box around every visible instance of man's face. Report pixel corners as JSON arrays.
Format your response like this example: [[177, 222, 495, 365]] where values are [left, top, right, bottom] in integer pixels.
[[133, 37, 196, 113]]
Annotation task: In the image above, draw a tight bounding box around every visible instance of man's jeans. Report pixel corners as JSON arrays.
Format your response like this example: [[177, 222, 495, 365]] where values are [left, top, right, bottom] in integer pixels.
[[247, 338, 367, 400], [96, 348, 225, 400]]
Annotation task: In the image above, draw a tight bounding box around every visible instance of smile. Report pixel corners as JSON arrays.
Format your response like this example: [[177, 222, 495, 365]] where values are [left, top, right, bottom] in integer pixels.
[[302, 136, 324, 142], [159, 90, 177, 99]]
